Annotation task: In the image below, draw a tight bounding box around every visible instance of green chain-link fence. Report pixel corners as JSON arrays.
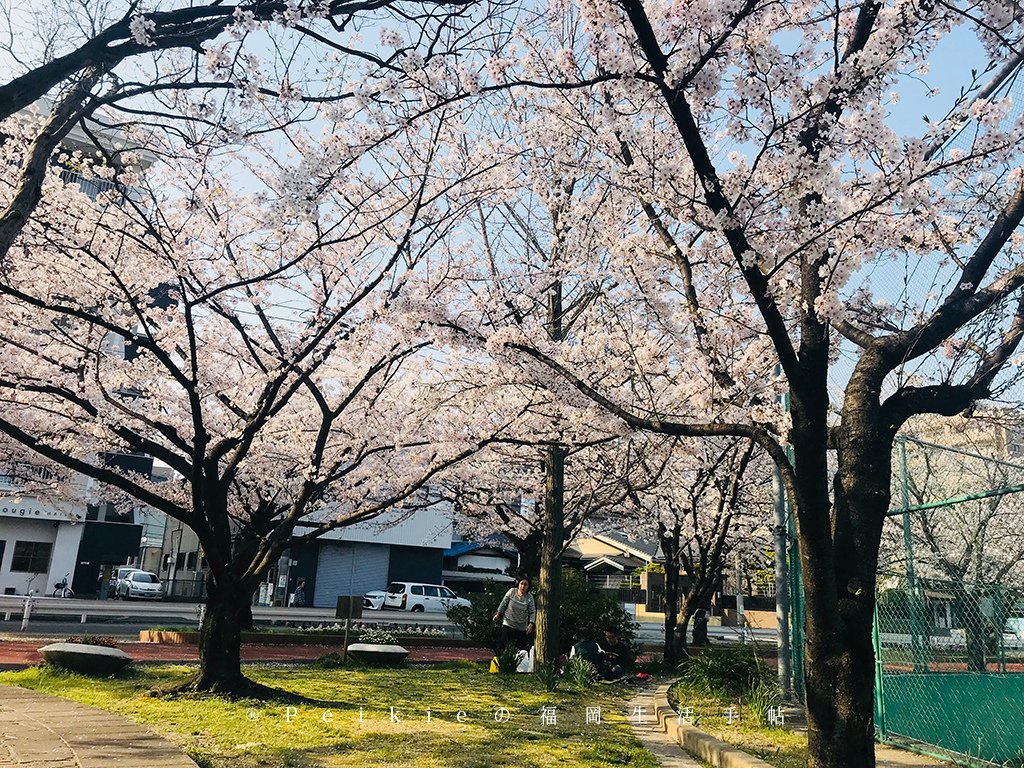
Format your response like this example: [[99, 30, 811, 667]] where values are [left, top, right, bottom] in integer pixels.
[[872, 433, 1024, 767]]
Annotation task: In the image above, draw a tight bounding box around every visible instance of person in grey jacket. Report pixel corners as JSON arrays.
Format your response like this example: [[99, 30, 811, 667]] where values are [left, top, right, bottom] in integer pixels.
[[492, 577, 536, 652]]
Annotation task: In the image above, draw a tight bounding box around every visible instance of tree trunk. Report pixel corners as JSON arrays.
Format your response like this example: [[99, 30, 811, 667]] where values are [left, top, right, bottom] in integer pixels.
[[535, 444, 565, 667], [191, 573, 250, 694], [676, 597, 693, 659], [959, 589, 988, 672], [802, 594, 878, 768], [792, 363, 889, 768], [516, 528, 544, 578]]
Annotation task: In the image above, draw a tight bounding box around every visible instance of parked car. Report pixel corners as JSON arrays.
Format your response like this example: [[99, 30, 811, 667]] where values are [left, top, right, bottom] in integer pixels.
[[108, 567, 142, 598], [363, 590, 387, 610], [383, 582, 470, 612], [116, 571, 164, 600]]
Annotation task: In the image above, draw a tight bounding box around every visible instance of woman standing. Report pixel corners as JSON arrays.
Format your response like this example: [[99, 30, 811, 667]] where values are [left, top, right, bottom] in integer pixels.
[[493, 577, 536, 652]]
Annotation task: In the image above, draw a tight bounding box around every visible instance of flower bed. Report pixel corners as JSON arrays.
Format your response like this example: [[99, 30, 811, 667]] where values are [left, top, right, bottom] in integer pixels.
[[139, 628, 480, 647]]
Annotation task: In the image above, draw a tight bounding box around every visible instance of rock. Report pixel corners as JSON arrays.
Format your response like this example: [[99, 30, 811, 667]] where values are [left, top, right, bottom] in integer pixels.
[[345, 643, 409, 665], [38, 642, 133, 675]]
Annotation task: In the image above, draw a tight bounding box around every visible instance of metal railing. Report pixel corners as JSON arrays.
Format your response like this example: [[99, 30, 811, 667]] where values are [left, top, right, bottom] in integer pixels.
[[0, 595, 454, 628]]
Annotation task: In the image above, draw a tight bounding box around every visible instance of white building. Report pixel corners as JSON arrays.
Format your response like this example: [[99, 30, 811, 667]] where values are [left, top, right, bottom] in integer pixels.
[[0, 471, 86, 596]]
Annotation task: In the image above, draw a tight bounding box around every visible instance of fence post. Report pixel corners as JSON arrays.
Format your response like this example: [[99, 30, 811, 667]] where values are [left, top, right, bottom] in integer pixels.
[[997, 584, 1007, 673], [20, 596, 32, 631], [899, 438, 928, 672], [873, 604, 887, 739]]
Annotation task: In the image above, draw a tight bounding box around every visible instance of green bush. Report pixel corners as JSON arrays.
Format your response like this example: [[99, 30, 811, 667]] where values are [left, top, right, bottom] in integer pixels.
[[679, 644, 768, 697], [446, 570, 638, 654], [66, 635, 118, 648], [446, 580, 507, 650], [565, 656, 598, 688], [748, 680, 782, 726], [558, 569, 638, 652], [536, 661, 560, 691], [495, 644, 521, 675]]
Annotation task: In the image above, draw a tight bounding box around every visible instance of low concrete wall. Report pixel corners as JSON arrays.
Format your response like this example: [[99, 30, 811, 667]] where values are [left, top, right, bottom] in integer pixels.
[[650, 682, 775, 768]]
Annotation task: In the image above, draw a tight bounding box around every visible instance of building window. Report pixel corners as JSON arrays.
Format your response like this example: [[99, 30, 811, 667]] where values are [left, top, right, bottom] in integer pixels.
[[175, 552, 186, 570], [186, 551, 197, 570], [10, 541, 53, 573], [1008, 428, 1024, 457]]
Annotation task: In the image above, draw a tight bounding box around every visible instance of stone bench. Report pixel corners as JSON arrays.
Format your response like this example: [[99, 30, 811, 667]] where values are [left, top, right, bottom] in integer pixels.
[[38, 642, 133, 675], [345, 643, 409, 664]]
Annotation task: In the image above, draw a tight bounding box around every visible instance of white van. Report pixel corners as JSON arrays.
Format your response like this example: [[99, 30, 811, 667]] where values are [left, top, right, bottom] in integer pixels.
[[383, 582, 470, 612]]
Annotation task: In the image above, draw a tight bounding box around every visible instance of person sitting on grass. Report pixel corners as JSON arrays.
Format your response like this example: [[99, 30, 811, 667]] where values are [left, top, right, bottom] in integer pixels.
[[599, 626, 634, 680]]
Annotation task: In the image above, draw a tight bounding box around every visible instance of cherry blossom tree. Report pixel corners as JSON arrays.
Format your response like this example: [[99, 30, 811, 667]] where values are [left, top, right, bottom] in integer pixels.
[[434, 1, 1024, 765], [428, 109, 645, 664], [451, 443, 638, 578], [619, 436, 771, 664], [0, 99, 514, 695], [0, 0, 509, 274]]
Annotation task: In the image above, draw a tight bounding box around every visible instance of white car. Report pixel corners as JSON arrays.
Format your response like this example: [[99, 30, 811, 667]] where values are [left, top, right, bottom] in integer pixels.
[[108, 567, 143, 598], [383, 582, 470, 613], [363, 590, 387, 610], [116, 571, 164, 600]]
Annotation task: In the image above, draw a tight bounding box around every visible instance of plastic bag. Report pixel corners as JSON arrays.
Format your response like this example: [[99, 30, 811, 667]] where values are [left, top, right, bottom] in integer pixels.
[[516, 646, 535, 673]]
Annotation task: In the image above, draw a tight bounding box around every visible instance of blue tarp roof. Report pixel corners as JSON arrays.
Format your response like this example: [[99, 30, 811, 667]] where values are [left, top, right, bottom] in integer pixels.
[[443, 537, 516, 558]]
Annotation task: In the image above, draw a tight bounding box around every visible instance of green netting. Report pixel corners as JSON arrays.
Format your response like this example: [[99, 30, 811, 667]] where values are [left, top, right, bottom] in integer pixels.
[[872, 434, 1024, 767], [875, 575, 1024, 765]]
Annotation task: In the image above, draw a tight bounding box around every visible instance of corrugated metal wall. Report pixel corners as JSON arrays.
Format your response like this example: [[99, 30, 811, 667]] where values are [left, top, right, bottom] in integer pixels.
[[312, 541, 390, 608]]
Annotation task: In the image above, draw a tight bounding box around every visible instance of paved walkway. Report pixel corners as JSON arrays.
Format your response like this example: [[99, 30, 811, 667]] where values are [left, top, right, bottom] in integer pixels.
[[0, 685, 197, 767], [628, 687, 701, 768], [0, 641, 492, 669]]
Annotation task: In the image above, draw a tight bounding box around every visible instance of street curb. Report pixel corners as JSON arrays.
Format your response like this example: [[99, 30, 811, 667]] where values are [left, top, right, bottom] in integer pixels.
[[652, 682, 775, 768]]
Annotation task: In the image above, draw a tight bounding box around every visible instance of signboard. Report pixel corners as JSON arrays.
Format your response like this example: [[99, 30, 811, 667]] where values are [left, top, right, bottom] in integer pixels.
[[0, 498, 83, 522]]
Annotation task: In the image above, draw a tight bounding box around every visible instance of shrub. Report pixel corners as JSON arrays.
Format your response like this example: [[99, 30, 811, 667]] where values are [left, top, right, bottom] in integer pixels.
[[536, 661, 560, 691], [748, 680, 782, 726], [65, 635, 118, 648], [313, 652, 347, 669], [446, 581, 506, 650], [679, 644, 768, 698], [447, 570, 638, 653], [565, 656, 598, 688], [495, 643, 521, 675]]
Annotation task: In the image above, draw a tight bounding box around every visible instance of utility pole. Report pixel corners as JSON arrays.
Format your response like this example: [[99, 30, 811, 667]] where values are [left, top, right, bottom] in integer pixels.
[[771, 363, 793, 696], [735, 551, 745, 641]]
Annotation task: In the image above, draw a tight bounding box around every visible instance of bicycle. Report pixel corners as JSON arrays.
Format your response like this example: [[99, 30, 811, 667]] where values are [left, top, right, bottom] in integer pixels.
[[52, 573, 74, 598]]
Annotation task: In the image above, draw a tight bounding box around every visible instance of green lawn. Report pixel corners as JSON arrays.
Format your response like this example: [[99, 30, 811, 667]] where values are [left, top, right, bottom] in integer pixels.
[[667, 681, 807, 768], [0, 662, 658, 768]]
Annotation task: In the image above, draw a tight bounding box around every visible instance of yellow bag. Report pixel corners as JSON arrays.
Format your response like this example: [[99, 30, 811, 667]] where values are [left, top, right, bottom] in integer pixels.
[[489, 657, 500, 673]]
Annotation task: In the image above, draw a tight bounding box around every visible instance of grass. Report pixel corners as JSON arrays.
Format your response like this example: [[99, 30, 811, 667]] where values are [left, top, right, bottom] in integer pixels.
[[668, 679, 807, 768], [0, 662, 658, 768]]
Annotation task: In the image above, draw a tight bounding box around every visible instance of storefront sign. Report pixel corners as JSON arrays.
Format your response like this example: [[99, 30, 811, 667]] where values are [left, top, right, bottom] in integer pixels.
[[0, 499, 84, 521]]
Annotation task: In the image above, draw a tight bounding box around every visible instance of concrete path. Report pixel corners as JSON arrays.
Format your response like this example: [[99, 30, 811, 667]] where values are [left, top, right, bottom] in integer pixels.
[[0, 685, 197, 767], [628, 687, 702, 768]]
